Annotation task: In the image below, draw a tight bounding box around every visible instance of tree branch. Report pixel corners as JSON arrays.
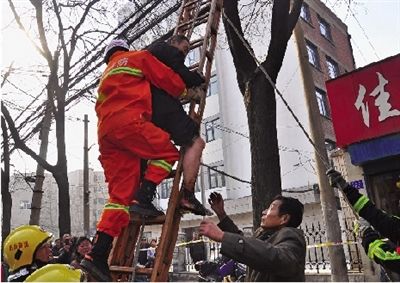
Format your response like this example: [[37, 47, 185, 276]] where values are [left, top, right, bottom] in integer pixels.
[[1, 102, 55, 172], [222, 0, 257, 93]]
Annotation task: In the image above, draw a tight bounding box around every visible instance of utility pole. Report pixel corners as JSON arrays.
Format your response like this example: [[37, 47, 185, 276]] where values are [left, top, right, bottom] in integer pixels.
[[294, 25, 349, 281], [83, 114, 90, 236], [29, 103, 52, 225]]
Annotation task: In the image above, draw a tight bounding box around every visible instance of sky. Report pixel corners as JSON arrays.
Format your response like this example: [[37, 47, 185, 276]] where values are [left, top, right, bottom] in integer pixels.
[[1, 0, 400, 175]]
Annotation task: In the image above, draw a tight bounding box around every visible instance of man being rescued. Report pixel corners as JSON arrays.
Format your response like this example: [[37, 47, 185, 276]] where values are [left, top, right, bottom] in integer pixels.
[[80, 39, 210, 281]]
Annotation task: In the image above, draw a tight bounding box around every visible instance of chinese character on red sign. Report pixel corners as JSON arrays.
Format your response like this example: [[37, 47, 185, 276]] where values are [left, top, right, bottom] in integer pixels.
[[326, 54, 400, 147]]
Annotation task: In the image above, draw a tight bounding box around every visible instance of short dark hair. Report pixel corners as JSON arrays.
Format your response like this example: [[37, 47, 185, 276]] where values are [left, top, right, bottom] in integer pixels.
[[167, 34, 190, 45], [273, 195, 304, 228]]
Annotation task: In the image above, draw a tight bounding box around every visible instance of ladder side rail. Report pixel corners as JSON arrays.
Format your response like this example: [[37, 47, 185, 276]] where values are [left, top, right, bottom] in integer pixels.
[[151, 1, 223, 280]]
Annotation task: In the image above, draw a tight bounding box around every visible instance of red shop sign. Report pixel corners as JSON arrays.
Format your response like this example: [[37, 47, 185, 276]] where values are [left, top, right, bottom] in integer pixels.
[[326, 54, 400, 147]]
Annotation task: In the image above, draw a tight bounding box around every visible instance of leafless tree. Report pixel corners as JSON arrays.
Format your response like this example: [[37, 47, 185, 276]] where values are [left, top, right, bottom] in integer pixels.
[[2, 0, 182, 235], [222, 0, 303, 227]]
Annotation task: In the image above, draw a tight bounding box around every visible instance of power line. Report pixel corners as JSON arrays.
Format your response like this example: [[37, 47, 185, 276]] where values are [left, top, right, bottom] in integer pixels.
[[222, 10, 331, 170]]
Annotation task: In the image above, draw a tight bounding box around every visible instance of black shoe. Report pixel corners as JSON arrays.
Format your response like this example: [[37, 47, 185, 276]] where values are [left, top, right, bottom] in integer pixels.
[[130, 202, 165, 216], [130, 180, 165, 216], [180, 190, 213, 216], [80, 255, 111, 282]]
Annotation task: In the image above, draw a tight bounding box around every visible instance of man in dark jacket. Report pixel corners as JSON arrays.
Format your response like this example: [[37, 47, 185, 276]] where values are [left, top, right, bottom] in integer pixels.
[[131, 35, 211, 216], [327, 169, 400, 280], [199, 193, 306, 282]]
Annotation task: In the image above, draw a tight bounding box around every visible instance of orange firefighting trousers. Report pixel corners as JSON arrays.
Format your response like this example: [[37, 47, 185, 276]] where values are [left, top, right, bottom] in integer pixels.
[[96, 119, 179, 237]]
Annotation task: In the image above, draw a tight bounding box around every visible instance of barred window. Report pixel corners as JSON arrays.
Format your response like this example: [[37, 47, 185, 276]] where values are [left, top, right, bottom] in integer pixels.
[[208, 165, 226, 189], [326, 56, 340, 79], [315, 88, 331, 118], [318, 16, 332, 41], [300, 3, 311, 23], [20, 200, 31, 209], [205, 118, 221, 142], [159, 179, 173, 199], [207, 74, 218, 97], [306, 40, 320, 69]]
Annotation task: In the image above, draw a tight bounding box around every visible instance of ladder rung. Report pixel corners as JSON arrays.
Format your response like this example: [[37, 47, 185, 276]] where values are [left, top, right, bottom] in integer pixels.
[[129, 213, 166, 225], [177, 14, 209, 30], [109, 265, 153, 275], [183, 0, 200, 9], [190, 39, 205, 49], [189, 62, 200, 70]]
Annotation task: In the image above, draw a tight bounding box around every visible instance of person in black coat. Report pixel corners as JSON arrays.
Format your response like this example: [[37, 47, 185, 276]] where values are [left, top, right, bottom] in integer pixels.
[[138, 35, 211, 216], [327, 169, 400, 280]]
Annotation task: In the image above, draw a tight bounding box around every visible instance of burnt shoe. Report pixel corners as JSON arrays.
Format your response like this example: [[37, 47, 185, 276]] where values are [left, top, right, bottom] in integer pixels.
[[180, 190, 213, 216], [130, 201, 165, 216], [80, 255, 111, 282]]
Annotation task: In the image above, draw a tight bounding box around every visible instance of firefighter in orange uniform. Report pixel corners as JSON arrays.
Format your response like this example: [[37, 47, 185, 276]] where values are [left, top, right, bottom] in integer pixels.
[[81, 39, 192, 281]]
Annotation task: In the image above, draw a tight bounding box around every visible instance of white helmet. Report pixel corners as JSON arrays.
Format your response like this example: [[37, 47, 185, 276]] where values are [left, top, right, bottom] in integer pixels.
[[104, 39, 129, 63]]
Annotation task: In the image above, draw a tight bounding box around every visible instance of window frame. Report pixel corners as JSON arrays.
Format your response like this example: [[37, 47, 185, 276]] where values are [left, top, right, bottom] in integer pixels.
[[208, 164, 226, 190], [318, 15, 332, 41], [159, 179, 173, 199], [305, 40, 321, 69], [326, 56, 340, 79], [207, 73, 218, 97], [315, 87, 331, 118], [205, 118, 221, 143], [300, 3, 312, 23]]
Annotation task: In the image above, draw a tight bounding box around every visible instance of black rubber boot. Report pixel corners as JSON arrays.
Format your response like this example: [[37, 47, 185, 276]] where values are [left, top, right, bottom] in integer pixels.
[[180, 188, 213, 216], [130, 180, 164, 216], [80, 231, 113, 282]]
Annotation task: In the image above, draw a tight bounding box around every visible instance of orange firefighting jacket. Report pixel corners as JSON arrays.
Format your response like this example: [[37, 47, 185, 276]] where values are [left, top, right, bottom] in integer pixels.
[[96, 50, 187, 137]]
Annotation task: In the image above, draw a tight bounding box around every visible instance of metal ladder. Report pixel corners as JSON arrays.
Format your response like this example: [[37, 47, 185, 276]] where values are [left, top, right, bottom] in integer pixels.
[[108, 0, 223, 281]]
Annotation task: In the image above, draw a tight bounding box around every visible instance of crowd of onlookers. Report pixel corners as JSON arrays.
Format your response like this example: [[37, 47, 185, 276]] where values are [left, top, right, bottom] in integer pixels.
[[50, 233, 93, 269]]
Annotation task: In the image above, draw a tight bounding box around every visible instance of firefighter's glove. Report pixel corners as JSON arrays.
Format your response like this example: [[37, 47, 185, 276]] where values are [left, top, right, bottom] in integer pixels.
[[326, 168, 348, 189], [355, 217, 372, 238], [186, 87, 204, 103]]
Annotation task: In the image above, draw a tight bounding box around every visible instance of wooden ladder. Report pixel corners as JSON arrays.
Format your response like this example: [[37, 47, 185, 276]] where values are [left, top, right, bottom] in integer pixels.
[[108, 0, 223, 281]]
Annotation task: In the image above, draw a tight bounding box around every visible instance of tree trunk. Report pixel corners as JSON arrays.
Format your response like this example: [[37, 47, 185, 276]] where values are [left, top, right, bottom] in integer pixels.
[[1, 116, 12, 240], [53, 169, 71, 236], [247, 76, 281, 228], [29, 104, 51, 225], [222, 0, 303, 228]]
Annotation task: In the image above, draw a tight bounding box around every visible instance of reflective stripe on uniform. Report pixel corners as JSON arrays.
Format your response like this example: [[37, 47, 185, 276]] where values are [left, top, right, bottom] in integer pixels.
[[354, 195, 369, 213], [148, 160, 172, 173], [97, 66, 144, 102], [103, 202, 129, 214], [368, 239, 400, 261]]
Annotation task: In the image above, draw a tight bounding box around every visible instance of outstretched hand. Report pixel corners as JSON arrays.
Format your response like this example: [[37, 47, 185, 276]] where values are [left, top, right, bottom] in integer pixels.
[[199, 219, 224, 242], [326, 168, 348, 189], [208, 192, 226, 219]]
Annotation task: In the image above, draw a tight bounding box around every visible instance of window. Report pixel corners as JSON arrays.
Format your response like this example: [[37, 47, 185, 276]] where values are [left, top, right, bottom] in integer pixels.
[[326, 56, 340, 79], [325, 139, 336, 151], [20, 200, 31, 209], [205, 118, 221, 142], [318, 16, 332, 41], [315, 88, 331, 118], [207, 74, 218, 97], [300, 3, 311, 23], [305, 40, 320, 69], [208, 164, 226, 189], [185, 48, 200, 67], [159, 179, 173, 199]]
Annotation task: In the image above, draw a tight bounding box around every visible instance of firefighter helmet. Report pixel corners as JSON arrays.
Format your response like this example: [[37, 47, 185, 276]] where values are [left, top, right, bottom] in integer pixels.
[[3, 225, 52, 272], [104, 39, 129, 63], [25, 264, 85, 282]]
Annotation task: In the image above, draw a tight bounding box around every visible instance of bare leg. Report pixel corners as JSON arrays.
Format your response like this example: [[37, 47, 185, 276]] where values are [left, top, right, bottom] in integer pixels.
[[182, 136, 205, 190], [180, 136, 212, 216]]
